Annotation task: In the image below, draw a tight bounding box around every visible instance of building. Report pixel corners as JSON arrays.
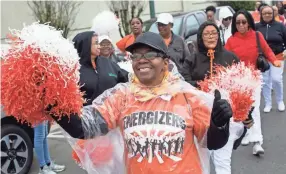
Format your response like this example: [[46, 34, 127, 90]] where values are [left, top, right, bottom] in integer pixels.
[[1, 0, 216, 44]]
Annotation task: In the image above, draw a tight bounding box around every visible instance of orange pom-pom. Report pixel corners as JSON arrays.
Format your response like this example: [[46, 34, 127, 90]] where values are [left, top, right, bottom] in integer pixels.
[[1, 46, 83, 126], [198, 62, 261, 122], [230, 90, 254, 121]]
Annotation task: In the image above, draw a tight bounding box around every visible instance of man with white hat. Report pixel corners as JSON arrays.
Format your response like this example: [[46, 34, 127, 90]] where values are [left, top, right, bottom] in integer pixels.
[[156, 13, 190, 71], [218, 8, 233, 46]]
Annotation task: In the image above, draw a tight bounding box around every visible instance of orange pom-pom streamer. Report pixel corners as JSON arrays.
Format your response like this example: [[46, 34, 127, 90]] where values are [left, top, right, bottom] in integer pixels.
[[1, 46, 84, 126], [198, 62, 261, 122]]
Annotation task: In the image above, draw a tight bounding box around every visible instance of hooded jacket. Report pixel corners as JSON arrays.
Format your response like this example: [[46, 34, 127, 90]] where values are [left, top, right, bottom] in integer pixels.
[[256, 6, 286, 56], [73, 31, 128, 106], [181, 22, 239, 87], [218, 8, 233, 46]]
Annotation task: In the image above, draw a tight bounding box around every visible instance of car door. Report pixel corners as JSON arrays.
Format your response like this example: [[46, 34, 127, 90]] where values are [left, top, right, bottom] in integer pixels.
[[183, 14, 201, 53]]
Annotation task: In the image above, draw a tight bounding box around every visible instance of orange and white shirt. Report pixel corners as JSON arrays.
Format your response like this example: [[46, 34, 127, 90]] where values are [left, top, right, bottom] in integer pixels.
[[94, 81, 212, 174]]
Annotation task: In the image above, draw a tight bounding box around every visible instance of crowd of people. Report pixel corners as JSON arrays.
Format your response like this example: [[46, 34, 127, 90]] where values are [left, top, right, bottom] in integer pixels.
[[5, 1, 285, 174]]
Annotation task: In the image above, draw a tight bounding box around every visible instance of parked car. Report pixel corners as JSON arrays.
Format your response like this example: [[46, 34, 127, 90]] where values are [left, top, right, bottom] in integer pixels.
[[1, 44, 51, 174], [1, 107, 34, 174], [144, 6, 235, 54]]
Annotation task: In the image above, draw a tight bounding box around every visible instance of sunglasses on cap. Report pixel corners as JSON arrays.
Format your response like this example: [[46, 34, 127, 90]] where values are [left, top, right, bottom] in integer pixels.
[[131, 51, 165, 61], [236, 20, 247, 25], [223, 16, 232, 21]]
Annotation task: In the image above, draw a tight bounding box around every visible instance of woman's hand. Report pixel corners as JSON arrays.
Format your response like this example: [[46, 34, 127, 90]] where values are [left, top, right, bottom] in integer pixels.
[[243, 107, 255, 129], [273, 60, 281, 67]]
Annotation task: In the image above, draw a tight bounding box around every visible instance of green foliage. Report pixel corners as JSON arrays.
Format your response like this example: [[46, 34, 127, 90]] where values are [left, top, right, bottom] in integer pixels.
[[217, 1, 256, 12]]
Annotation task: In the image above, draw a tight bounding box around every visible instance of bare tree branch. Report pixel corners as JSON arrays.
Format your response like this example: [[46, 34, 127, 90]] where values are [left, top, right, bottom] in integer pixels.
[[27, 1, 83, 38], [108, 0, 145, 38]]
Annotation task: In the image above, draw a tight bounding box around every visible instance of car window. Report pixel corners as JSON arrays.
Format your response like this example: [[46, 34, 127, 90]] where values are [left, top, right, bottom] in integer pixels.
[[148, 17, 183, 35], [196, 12, 207, 24], [185, 15, 200, 35], [148, 23, 159, 34], [172, 17, 183, 35]]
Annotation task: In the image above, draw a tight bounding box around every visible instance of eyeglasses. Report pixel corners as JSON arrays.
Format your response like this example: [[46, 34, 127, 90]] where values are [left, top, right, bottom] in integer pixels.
[[131, 51, 164, 60], [92, 40, 99, 45], [236, 20, 247, 25], [100, 43, 111, 47], [262, 12, 273, 16], [223, 17, 232, 21], [202, 32, 218, 38]]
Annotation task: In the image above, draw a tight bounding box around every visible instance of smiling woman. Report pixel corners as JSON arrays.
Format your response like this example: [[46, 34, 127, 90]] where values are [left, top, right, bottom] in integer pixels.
[[181, 21, 239, 87], [49, 32, 234, 174]]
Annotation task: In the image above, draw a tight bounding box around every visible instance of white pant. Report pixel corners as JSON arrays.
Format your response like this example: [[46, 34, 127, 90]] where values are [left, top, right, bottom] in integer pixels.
[[244, 86, 263, 144], [262, 61, 284, 106], [211, 119, 244, 174]]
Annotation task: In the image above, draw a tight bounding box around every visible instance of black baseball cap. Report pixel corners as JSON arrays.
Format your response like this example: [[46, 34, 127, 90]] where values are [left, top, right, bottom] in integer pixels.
[[126, 32, 168, 56]]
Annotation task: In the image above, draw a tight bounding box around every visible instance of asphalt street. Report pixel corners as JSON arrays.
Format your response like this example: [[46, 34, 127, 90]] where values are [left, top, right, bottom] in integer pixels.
[[28, 64, 286, 174]]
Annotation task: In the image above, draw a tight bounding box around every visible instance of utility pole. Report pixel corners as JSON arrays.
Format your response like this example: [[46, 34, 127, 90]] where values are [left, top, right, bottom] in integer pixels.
[[149, 0, 155, 19]]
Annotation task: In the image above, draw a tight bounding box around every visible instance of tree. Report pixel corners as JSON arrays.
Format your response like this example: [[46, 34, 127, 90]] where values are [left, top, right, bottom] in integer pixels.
[[217, 1, 256, 12], [27, 1, 83, 38], [108, 1, 145, 38]]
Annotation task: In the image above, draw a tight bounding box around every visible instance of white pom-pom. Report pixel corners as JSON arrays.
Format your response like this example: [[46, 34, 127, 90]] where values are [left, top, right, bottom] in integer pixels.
[[118, 61, 133, 73], [91, 11, 119, 36], [9, 22, 80, 78]]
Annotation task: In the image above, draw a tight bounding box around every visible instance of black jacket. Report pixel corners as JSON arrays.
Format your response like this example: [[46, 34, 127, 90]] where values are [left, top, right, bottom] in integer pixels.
[[256, 11, 286, 55], [181, 22, 239, 87], [73, 31, 128, 105], [182, 50, 239, 87], [167, 32, 191, 71]]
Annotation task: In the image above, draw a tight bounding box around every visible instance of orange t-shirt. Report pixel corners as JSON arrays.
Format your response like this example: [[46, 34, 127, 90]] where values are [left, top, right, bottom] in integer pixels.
[[116, 34, 136, 52], [96, 89, 211, 174], [252, 11, 260, 23], [164, 37, 172, 46]]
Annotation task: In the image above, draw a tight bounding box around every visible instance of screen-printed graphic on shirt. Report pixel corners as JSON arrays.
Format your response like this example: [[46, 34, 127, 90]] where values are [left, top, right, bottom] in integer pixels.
[[123, 111, 186, 164]]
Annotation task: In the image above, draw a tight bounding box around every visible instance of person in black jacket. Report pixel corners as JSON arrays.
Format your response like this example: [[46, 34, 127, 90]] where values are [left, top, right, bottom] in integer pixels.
[[156, 13, 191, 71], [256, 5, 286, 113], [181, 21, 253, 174], [73, 31, 128, 106], [181, 21, 239, 87], [49, 32, 233, 173]]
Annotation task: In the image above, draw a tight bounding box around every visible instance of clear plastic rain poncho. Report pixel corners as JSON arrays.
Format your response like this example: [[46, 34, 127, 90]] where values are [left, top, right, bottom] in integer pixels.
[[0, 22, 213, 174], [64, 68, 214, 174]]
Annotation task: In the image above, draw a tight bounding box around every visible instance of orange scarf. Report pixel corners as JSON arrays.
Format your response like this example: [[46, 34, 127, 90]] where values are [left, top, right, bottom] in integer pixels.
[[130, 71, 181, 102]]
